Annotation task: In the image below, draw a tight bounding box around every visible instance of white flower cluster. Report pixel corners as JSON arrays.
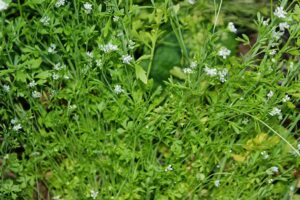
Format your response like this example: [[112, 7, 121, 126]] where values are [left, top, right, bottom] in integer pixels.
[[54, 63, 66, 71], [274, 6, 287, 19], [114, 85, 123, 94], [279, 22, 290, 31], [282, 95, 290, 102], [269, 107, 282, 119], [52, 73, 60, 80], [183, 68, 193, 74], [0, 0, 9, 11], [11, 117, 22, 131], [100, 42, 118, 53], [122, 55, 133, 64], [182, 61, 197, 74], [29, 80, 37, 88], [204, 66, 217, 77], [218, 47, 231, 59], [204, 66, 228, 83], [40, 16, 50, 26]]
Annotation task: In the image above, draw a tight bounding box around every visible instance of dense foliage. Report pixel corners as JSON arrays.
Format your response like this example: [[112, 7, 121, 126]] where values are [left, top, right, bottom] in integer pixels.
[[1, 0, 300, 199]]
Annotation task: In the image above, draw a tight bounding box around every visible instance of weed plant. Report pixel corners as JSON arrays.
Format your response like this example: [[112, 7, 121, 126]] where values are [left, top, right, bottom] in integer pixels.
[[1, 0, 300, 199]]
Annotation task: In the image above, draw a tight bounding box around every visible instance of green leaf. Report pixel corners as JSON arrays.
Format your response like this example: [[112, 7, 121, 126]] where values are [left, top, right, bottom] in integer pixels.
[[15, 70, 27, 82], [26, 58, 42, 69], [135, 65, 148, 84], [35, 71, 51, 79], [236, 34, 250, 45]]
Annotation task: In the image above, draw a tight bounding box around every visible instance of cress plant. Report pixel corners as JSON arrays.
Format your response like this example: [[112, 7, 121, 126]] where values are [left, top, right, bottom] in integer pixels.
[[1, 0, 300, 199]]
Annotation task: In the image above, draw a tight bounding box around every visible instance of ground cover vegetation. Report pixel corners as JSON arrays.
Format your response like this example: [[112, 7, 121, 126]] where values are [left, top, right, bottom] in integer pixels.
[[1, 0, 300, 199]]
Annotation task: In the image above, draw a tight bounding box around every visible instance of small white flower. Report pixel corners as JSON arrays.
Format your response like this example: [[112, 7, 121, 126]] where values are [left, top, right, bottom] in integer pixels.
[[100, 43, 118, 53], [269, 49, 277, 56], [83, 2, 92, 14], [266, 166, 279, 175], [0, 0, 9, 11], [86, 51, 93, 58], [190, 61, 197, 69], [218, 47, 231, 59], [279, 22, 290, 31], [214, 180, 220, 187], [48, 44, 56, 54], [282, 95, 290, 102], [55, 0, 66, 8], [122, 55, 133, 64], [204, 66, 217, 77], [274, 6, 287, 19], [261, 151, 269, 159], [11, 117, 18, 125], [128, 40, 135, 50], [272, 30, 284, 41], [32, 91, 42, 98], [227, 22, 237, 33], [13, 124, 22, 131], [183, 68, 193, 74], [114, 85, 123, 94], [90, 190, 98, 200], [165, 165, 173, 172], [96, 59, 102, 67], [29, 80, 37, 88], [113, 16, 120, 22], [262, 19, 270, 26], [52, 73, 60, 80], [271, 166, 279, 173], [269, 107, 281, 116], [267, 91, 274, 99], [188, 0, 196, 4], [3, 84, 10, 92], [54, 63, 64, 71], [40, 16, 50, 26], [218, 69, 228, 83]]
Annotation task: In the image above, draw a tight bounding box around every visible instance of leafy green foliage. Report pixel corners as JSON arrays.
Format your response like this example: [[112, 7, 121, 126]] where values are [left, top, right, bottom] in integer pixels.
[[1, 0, 300, 199]]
